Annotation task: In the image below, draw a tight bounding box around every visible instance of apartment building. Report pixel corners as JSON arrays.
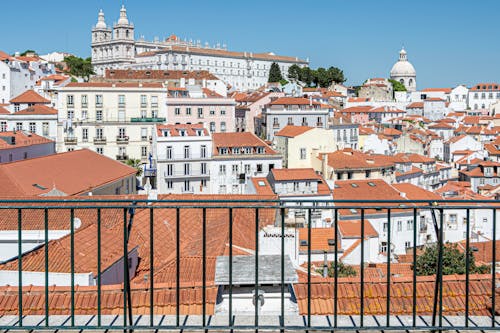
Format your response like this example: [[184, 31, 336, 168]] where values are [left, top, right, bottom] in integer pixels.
[[154, 124, 212, 194], [56, 82, 168, 161], [468, 83, 500, 110], [262, 97, 329, 142]]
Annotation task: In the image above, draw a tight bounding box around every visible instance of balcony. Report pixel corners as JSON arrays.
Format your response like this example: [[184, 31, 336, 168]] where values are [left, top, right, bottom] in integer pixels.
[[116, 154, 129, 161], [130, 117, 166, 123], [95, 103, 103, 108], [316, 122, 324, 127], [116, 136, 129, 144], [0, 198, 497, 332], [93, 136, 107, 144], [118, 103, 126, 108], [64, 137, 77, 145], [164, 171, 210, 178]]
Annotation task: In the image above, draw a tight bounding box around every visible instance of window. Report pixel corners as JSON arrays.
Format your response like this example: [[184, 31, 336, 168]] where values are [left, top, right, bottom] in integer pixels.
[[201, 145, 207, 158], [201, 179, 207, 187], [67, 110, 74, 120], [256, 147, 264, 154], [221, 122, 227, 132], [118, 94, 125, 107], [67, 95, 74, 106], [221, 109, 226, 115], [141, 146, 147, 157], [219, 185, 226, 194], [141, 110, 147, 118], [140, 95, 147, 107], [81, 110, 88, 120], [166, 164, 173, 176], [210, 109, 215, 115], [405, 241, 411, 249], [96, 128, 103, 139], [166, 146, 173, 159], [219, 165, 226, 175], [300, 148, 307, 160], [257, 164, 263, 172], [232, 164, 239, 174], [0, 121, 6, 132], [96, 147, 103, 154], [81, 95, 88, 108], [184, 163, 190, 175], [141, 128, 147, 141], [184, 145, 190, 158], [96, 110, 103, 121], [287, 117, 293, 125], [244, 164, 251, 173], [383, 223, 388, 232], [166, 181, 173, 189], [95, 94, 103, 106], [82, 128, 88, 141], [201, 162, 207, 175], [118, 127, 126, 139], [210, 122, 216, 132], [151, 96, 158, 107], [175, 107, 181, 115], [28, 122, 36, 133], [198, 108, 203, 118], [16, 122, 23, 131], [186, 107, 191, 115], [397, 221, 402, 232], [407, 220, 413, 231]]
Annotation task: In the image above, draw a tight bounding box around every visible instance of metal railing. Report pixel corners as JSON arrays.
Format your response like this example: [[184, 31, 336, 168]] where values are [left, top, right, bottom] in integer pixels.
[[0, 198, 498, 331]]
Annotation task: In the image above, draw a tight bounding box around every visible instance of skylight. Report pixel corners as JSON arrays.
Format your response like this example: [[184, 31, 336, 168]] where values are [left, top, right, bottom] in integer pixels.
[[258, 181, 266, 187], [368, 182, 376, 187], [351, 183, 359, 188]]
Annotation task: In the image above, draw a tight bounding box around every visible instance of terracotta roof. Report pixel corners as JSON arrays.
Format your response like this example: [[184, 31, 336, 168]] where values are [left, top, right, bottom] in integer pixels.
[[0, 149, 137, 196], [0, 50, 14, 61], [395, 166, 423, 178], [421, 88, 452, 93], [0, 131, 54, 150], [406, 102, 424, 109], [0, 106, 10, 114], [298, 228, 335, 252], [470, 83, 500, 91], [269, 97, 321, 106], [445, 134, 468, 144], [212, 132, 278, 155], [9, 90, 50, 104], [320, 149, 394, 170], [202, 88, 223, 98], [104, 69, 220, 81], [428, 122, 454, 129], [13, 104, 58, 115], [293, 274, 498, 316], [135, 45, 307, 63], [392, 183, 442, 201], [0, 284, 217, 315], [338, 219, 378, 238], [393, 153, 435, 164], [382, 127, 402, 136], [65, 82, 164, 88], [250, 177, 275, 195], [156, 123, 208, 137], [275, 125, 314, 138], [347, 97, 371, 103], [271, 168, 321, 181]]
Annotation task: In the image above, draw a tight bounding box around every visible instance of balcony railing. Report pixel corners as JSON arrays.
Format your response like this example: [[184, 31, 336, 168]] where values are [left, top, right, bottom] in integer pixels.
[[116, 136, 129, 144], [0, 199, 497, 331], [93, 136, 106, 144], [116, 154, 129, 161], [64, 137, 77, 144], [130, 117, 166, 123]]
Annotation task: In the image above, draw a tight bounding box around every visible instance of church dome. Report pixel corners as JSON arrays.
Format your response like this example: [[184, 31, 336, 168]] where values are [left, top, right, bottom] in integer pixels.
[[390, 48, 416, 77], [117, 5, 129, 25]]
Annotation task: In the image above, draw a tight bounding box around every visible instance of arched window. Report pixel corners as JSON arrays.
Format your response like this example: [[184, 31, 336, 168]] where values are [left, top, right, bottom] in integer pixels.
[[482, 104, 485, 109], [126, 30, 129, 38], [400, 79, 404, 85], [474, 104, 478, 110], [409, 78, 413, 86]]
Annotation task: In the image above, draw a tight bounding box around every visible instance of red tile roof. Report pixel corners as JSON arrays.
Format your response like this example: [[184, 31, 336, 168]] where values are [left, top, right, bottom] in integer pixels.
[[271, 168, 321, 181], [13, 104, 58, 115], [250, 177, 275, 195], [421, 88, 452, 93], [274, 125, 314, 138], [406, 102, 424, 109], [0, 149, 136, 196], [320, 149, 394, 170], [269, 97, 321, 106], [212, 132, 278, 155], [0, 131, 54, 150], [298, 228, 335, 252], [9, 90, 50, 104], [65, 82, 164, 88], [104, 69, 220, 81], [156, 123, 208, 137], [338, 219, 378, 238], [392, 183, 442, 201], [470, 83, 500, 91]]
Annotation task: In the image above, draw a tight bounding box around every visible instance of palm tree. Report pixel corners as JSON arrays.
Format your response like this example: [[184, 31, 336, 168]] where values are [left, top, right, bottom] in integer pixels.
[[124, 158, 143, 177]]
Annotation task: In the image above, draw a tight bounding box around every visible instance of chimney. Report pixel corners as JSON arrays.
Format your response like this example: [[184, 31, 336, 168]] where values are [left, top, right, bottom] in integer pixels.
[[321, 153, 328, 178]]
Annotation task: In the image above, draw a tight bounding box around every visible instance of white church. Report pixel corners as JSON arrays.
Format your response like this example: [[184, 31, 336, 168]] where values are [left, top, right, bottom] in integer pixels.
[[91, 6, 308, 90], [390, 47, 417, 92]]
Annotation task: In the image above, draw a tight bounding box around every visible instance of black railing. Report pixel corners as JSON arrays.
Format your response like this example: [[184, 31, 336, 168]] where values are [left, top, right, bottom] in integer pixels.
[[0, 198, 498, 331]]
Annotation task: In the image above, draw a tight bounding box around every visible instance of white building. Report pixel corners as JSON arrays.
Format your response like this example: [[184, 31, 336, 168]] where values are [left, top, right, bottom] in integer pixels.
[[468, 83, 500, 110], [262, 97, 329, 142], [153, 124, 212, 194], [449, 85, 469, 111], [90, 7, 308, 90], [389, 48, 416, 92], [56, 82, 168, 161], [211, 132, 282, 194]]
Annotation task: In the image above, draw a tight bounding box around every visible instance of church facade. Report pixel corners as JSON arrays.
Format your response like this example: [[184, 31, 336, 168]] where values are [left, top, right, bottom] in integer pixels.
[[390, 48, 417, 92], [91, 6, 308, 90]]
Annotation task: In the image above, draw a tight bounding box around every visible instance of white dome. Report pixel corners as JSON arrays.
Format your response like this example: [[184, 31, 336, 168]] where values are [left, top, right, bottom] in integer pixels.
[[390, 60, 416, 76], [390, 48, 416, 77], [117, 5, 129, 25]]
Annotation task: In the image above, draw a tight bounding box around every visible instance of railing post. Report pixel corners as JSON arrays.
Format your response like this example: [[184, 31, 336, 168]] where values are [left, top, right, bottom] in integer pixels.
[[70, 208, 75, 327], [333, 208, 338, 328], [492, 207, 497, 328], [360, 208, 365, 327], [17, 208, 22, 327], [228, 207, 233, 332], [254, 208, 259, 332], [280, 207, 285, 333], [44, 208, 49, 327], [176, 207, 180, 327], [412, 208, 417, 327], [307, 208, 311, 328], [97, 208, 102, 327], [149, 207, 154, 327], [386, 208, 391, 326], [465, 208, 470, 327]]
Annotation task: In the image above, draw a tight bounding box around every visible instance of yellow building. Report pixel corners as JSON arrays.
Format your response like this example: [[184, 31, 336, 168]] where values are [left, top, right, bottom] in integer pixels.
[[274, 126, 336, 168]]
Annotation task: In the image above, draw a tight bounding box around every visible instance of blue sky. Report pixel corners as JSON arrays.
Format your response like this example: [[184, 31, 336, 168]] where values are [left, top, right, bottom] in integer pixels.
[[1, 0, 499, 88]]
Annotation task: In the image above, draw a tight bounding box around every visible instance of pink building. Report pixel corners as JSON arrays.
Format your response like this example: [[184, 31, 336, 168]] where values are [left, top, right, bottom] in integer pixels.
[[167, 87, 236, 133], [233, 91, 284, 133]]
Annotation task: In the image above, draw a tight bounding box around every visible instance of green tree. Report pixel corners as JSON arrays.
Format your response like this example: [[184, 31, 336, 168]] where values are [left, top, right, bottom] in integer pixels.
[[314, 67, 329, 87], [20, 49, 37, 56], [326, 66, 346, 84], [287, 64, 302, 81], [268, 62, 283, 82], [64, 56, 94, 81], [415, 243, 489, 276], [317, 261, 357, 278], [123, 159, 143, 177], [299, 67, 314, 87], [389, 79, 407, 92]]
